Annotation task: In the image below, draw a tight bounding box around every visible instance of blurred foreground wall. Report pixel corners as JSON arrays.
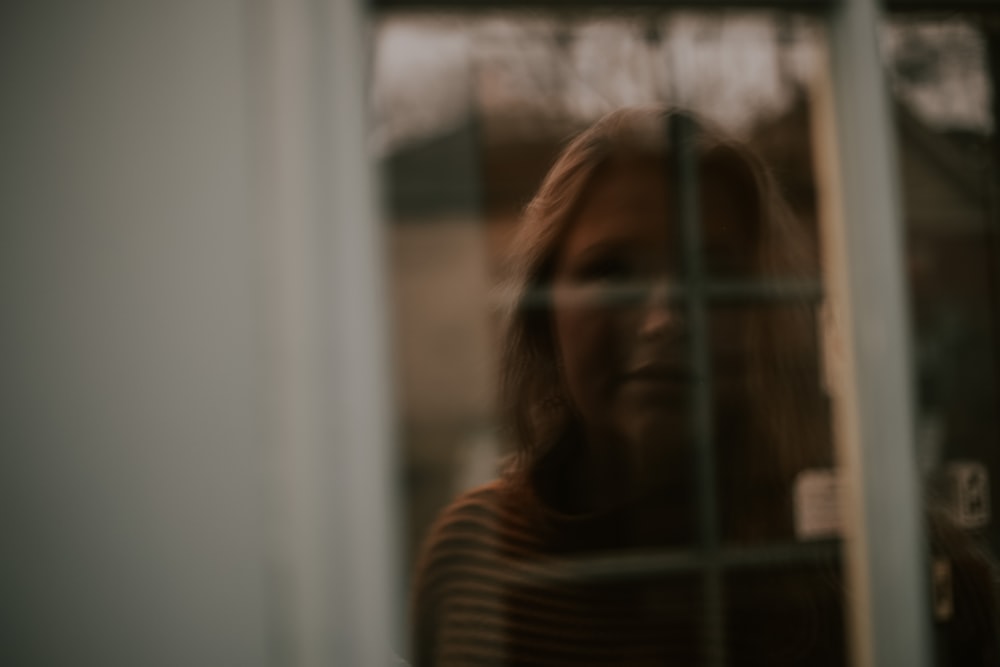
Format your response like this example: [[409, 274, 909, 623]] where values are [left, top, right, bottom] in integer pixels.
[[0, 4, 270, 665]]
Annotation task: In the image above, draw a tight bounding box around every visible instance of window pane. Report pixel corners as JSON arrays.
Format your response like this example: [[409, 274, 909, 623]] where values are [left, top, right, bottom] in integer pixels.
[[374, 9, 999, 665], [883, 12, 1000, 661]]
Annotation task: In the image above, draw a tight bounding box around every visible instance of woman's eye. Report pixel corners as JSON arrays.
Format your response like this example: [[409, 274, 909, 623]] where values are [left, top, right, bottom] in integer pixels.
[[577, 258, 632, 283]]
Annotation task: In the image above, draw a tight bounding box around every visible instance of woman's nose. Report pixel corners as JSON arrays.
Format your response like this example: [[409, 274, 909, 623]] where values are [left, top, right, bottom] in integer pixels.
[[637, 280, 680, 339]]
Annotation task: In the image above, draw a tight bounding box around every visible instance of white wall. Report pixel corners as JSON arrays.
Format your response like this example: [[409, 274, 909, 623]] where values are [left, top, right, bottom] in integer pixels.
[[0, 4, 270, 665]]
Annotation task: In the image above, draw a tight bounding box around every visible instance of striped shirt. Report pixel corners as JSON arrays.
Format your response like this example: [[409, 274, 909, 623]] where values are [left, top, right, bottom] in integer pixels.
[[411, 480, 847, 667]]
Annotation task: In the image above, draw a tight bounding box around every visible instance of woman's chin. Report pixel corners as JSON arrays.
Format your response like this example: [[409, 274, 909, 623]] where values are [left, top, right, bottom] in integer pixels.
[[619, 410, 686, 470]]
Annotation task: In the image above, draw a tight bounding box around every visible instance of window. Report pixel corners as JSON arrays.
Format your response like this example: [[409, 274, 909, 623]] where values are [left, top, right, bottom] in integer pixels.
[[372, 3, 1000, 666]]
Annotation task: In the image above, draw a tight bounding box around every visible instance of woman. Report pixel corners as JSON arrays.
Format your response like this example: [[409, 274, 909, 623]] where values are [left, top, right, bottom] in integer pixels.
[[412, 107, 997, 666]]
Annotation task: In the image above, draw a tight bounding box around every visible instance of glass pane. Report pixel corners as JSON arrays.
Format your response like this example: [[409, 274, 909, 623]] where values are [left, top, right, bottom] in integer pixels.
[[372, 11, 849, 666], [883, 12, 1000, 662]]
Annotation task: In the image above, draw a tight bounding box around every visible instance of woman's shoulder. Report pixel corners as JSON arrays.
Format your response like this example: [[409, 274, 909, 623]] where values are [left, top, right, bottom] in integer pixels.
[[430, 478, 510, 523], [410, 478, 540, 666], [416, 478, 536, 560]]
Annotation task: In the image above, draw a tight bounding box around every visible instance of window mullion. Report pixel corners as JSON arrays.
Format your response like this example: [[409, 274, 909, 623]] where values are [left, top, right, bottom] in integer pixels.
[[818, 0, 934, 665]]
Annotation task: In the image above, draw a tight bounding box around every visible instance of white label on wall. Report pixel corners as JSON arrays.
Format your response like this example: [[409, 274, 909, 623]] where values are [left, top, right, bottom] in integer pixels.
[[794, 468, 841, 539], [946, 461, 990, 529]]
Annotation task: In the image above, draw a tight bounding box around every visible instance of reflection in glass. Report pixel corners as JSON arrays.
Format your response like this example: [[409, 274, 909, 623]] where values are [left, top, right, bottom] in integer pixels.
[[375, 11, 1000, 665]]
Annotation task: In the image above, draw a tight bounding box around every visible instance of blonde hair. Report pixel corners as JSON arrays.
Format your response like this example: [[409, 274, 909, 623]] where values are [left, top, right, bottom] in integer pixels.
[[498, 107, 822, 535]]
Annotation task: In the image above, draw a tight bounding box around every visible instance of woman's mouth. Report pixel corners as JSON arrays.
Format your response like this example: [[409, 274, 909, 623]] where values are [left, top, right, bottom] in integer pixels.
[[621, 363, 692, 386]]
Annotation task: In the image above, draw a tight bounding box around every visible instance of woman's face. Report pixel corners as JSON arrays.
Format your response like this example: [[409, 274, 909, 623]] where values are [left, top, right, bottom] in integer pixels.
[[550, 157, 708, 471]]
